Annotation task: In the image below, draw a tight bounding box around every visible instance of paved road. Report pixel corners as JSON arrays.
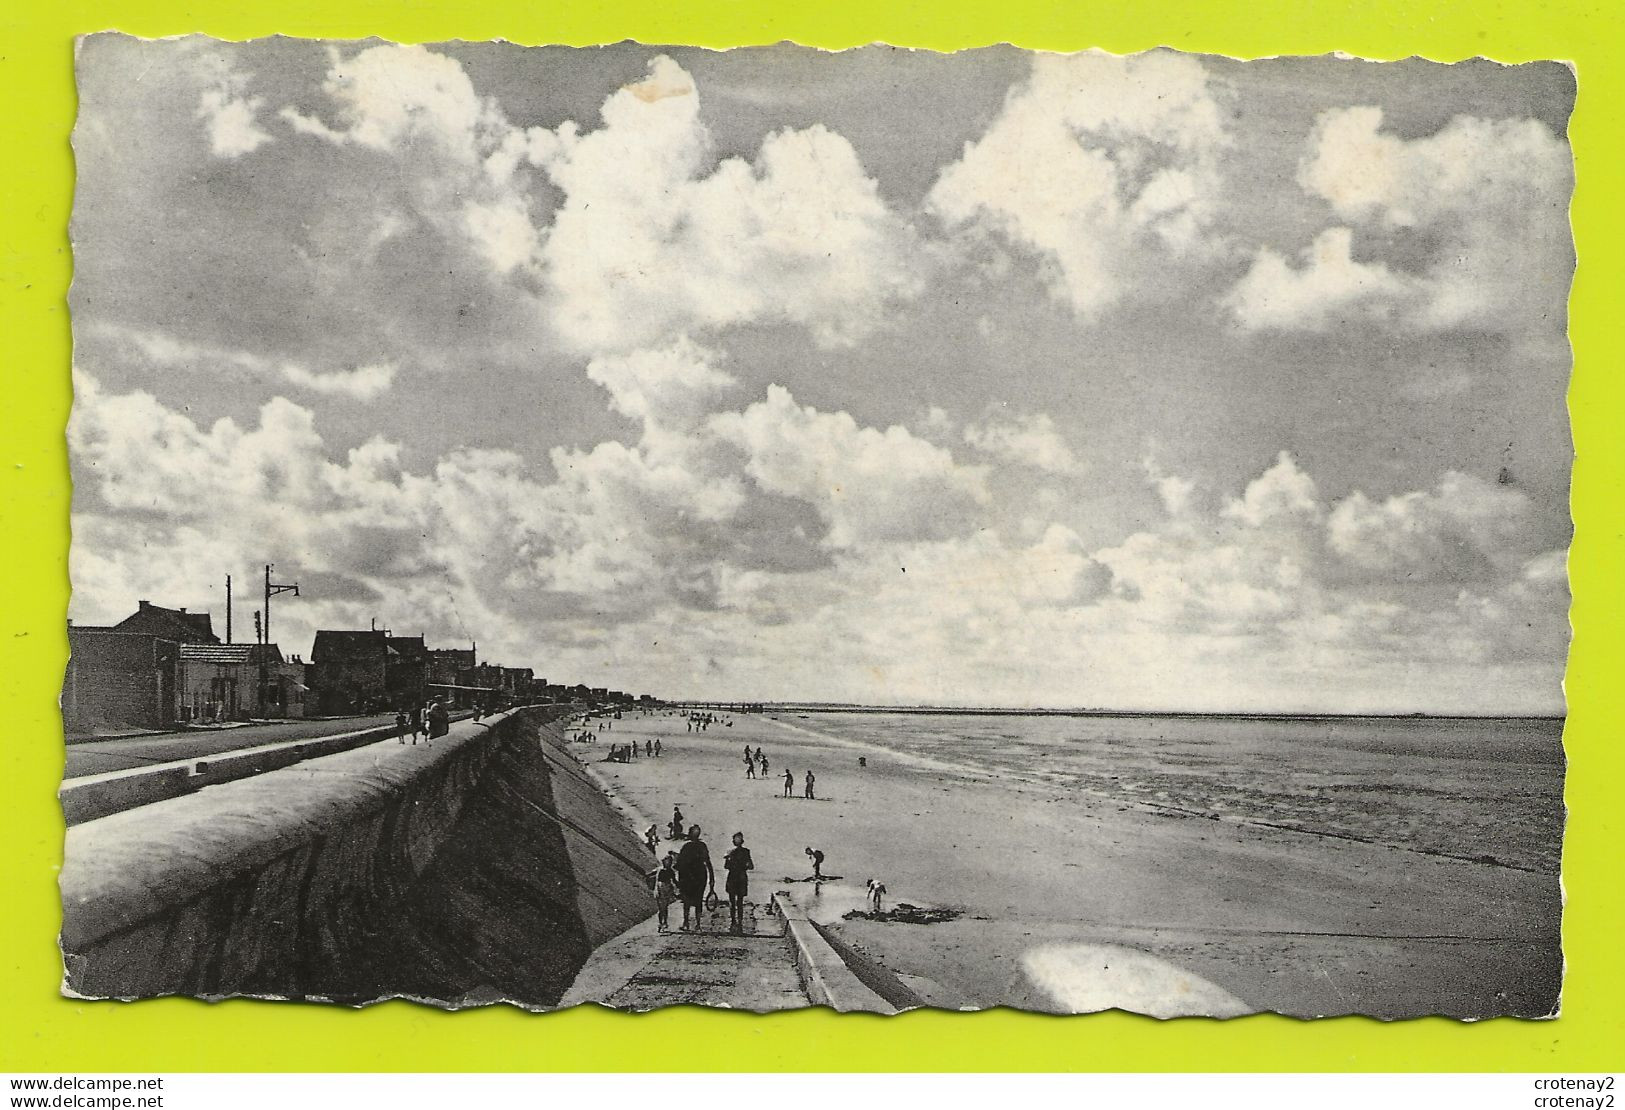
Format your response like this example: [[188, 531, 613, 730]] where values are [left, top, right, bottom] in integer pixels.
[[64, 716, 398, 778]]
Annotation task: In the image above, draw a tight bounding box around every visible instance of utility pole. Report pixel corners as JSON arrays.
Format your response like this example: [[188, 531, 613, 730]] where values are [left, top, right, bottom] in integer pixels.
[[254, 610, 265, 720], [225, 575, 232, 645], [263, 565, 299, 721], [263, 563, 300, 649]]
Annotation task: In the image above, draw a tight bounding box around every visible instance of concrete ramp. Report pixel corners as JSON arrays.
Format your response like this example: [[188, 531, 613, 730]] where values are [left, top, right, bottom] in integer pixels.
[[561, 901, 807, 1011]]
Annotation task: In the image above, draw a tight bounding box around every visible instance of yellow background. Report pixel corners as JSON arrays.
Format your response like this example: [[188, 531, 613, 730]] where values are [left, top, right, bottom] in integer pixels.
[[2, 0, 1620, 1073]]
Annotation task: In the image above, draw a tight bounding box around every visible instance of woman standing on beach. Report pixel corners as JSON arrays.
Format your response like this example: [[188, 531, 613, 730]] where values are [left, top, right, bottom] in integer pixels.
[[723, 832, 754, 934], [675, 826, 714, 932]]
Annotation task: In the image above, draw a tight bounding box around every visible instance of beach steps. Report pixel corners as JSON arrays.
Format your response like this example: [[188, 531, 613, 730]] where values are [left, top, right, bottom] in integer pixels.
[[560, 901, 808, 1011]]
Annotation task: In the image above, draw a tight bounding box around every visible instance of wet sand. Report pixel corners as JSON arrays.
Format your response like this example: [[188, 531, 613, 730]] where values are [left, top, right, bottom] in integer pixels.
[[567, 710, 1560, 1018]]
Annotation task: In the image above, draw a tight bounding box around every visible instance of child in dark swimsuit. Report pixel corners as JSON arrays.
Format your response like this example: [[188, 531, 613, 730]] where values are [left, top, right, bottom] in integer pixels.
[[723, 832, 754, 934]]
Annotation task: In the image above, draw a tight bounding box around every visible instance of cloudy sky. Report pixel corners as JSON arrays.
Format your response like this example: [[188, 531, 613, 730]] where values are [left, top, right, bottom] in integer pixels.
[[68, 37, 1575, 712]]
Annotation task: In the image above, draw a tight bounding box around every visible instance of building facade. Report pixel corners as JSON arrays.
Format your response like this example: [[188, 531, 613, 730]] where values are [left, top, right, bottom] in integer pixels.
[[64, 629, 179, 736]]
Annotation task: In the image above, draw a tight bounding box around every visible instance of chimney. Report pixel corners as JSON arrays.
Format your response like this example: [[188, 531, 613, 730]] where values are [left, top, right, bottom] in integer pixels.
[[138, 600, 151, 611]]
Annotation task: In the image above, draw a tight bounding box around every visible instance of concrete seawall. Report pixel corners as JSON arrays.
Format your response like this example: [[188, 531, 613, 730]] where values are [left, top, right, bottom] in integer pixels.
[[61, 708, 654, 1007]]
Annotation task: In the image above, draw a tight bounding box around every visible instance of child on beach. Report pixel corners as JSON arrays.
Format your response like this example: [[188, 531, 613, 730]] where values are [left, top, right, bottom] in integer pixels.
[[654, 738, 662, 757], [759, 753, 769, 778], [645, 825, 660, 853], [653, 853, 677, 933], [669, 806, 685, 839], [805, 847, 824, 880], [804, 770, 816, 799], [723, 832, 754, 934], [783, 768, 794, 797], [744, 752, 756, 779]]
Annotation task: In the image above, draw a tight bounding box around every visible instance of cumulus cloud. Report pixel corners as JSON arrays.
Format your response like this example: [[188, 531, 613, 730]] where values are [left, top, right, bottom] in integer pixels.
[[929, 50, 1231, 318], [68, 367, 1567, 713], [1086, 450, 1566, 686], [963, 411, 1082, 475], [67, 41, 1572, 713], [1326, 471, 1536, 582], [1232, 106, 1573, 334], [520, 56, 923, 354], [279, 44, 546, 280], [1225, 227, 1413, 331], [196, 61, 273, 158], [711, 385, 990, 549], [1221, 451, 1321, 528]]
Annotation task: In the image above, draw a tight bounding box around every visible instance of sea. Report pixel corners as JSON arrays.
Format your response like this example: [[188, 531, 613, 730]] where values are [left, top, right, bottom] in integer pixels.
[[769, 711, 1565, 875]]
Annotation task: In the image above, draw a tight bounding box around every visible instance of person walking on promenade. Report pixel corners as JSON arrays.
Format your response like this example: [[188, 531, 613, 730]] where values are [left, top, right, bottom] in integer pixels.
[[723, 832, 754, 934], [653, 852, 678, 934], [783, 768, 794, 797], [408, 703, 424, 744], [676, 826, 714, 932], [427, 699, 448, 740], [395, 708, 409, 744], [804, 770, 816, 800], [805, 846, 824, 880]]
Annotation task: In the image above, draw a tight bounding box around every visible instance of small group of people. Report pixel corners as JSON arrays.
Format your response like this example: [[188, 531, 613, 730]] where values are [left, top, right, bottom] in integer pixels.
[[606, 736, 665, 763], [650, 824, 755, 934], [394, 699, 449, 745], [741, 744, 770, 779], [782, 767, 815, 799]]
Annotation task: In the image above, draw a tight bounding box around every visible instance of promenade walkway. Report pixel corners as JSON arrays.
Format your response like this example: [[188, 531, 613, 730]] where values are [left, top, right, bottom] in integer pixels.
[[560, 900, 807, 1011], [65, 714, 397, 776]]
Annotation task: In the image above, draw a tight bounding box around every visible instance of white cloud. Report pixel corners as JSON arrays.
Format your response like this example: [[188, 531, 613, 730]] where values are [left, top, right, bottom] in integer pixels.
[[1327, 471, 1535, 581], [1256, 106, 1574, 334], [280, 44, 494, 161], [585, 337, 738, 432], [279, 361, 397, 400], [108, 326, 397, 401], [963, 411, 1082, 475], [1224, 227, 1413, 331], [198, 88, 271, 158], [1221, 451, 1321, 528], [279, 44, 545, 280], [928, 50, 1231, 318], [527, 56, 923, 355], [193, 52, 272, 158], [710, 384, 991, 549], [69, 367, 1567, 713]]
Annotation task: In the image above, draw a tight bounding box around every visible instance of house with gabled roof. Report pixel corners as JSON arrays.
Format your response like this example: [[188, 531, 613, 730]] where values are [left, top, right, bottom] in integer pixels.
[[111, 600, 219, 644]]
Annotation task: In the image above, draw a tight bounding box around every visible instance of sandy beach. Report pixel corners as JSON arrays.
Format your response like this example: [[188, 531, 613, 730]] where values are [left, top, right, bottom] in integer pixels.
[[566, 709, 1560, 1019]]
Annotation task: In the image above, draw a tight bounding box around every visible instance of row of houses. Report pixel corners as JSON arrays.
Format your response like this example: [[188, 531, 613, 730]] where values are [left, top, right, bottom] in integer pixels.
[[64, 598, 656, 738]]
